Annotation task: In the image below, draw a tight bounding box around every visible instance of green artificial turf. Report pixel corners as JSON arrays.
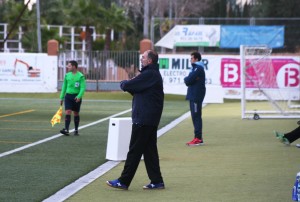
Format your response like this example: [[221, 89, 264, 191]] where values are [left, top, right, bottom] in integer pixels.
[[0, 92, 189, 201], [67, 102, 299, 202]]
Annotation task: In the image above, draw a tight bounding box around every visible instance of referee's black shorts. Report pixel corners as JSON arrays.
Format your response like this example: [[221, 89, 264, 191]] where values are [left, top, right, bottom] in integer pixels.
[[64, 93, 82, 112]]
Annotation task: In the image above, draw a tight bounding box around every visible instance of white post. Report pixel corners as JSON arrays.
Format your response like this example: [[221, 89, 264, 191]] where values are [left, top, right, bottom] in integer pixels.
[[240, 45, 246, 119], [71, 27, 75, 51], [4, 24, 8, 52], [59, 26, 63, 38], [81, 26, 86, 52], [18, 26, 23, 52]]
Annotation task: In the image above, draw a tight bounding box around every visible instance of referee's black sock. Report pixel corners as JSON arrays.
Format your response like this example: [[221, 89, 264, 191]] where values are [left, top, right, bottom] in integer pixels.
[[74, 115, 80, 131], [65, 115, 71, 131]]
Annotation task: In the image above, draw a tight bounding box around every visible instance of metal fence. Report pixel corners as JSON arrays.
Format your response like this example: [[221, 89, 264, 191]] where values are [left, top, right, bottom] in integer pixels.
[[0, 23, 24, 52], [58, 50, 140, 91], [0, 24, 108, 52]]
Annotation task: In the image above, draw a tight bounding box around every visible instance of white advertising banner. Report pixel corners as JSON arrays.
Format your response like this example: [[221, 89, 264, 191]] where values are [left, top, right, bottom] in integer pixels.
[[0, 53, 58, 92], [159, 54, 300, 102], [155, 25, 220, 49], [159, 54, 224, 103]]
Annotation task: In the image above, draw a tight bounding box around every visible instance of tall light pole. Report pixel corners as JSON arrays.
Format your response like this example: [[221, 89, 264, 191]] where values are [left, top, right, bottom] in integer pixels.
[[143, 0, 149, 38], [36, 0, 42, 52], [169, 0, 172, 19]]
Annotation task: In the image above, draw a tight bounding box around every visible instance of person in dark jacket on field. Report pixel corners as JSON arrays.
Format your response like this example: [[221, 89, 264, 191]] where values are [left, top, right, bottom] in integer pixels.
[[185, 51, 206, 146], [106, 50, 165, 190]]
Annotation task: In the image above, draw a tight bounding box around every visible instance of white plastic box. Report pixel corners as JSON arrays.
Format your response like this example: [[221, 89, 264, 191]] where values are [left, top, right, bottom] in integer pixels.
[[106, 117, 132, 161]]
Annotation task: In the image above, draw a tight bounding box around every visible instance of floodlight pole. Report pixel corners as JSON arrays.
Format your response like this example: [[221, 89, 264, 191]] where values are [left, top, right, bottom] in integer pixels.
[[143, 0, 149, 38], [36, 0, 42, 53]]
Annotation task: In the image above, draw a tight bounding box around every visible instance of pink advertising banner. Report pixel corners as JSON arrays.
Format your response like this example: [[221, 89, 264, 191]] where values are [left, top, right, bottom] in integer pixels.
[[158, 54, 300, 100], [221, 58, 300, 88]]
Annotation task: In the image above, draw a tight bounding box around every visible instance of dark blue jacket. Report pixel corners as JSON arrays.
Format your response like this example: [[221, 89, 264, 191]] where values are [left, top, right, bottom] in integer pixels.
[[120, 63, 164, 127], [184, 61, 206, 102]]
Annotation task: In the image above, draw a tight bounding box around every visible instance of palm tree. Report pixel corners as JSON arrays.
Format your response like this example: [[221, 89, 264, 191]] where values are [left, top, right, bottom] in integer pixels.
[[98, 2, 133, 51], [66, 0, 101, 52], [40, 0, 70, 25]]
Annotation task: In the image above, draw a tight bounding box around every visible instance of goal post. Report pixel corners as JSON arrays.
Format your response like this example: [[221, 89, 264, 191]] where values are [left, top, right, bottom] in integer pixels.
[[240, 45, 300, 119]]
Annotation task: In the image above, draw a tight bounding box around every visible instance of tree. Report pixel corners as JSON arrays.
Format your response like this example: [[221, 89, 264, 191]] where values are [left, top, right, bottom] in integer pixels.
[[2, 0, 37, 51], [122, 0, 225, 44], [275, 0, 300, 17], [97, 2, 133, 51], [250, 0, 277, 17], [211, 0, 227, 17], [39, 0, 71, 25], [65, 0, 102, 52], [242, 3, 250, 17]]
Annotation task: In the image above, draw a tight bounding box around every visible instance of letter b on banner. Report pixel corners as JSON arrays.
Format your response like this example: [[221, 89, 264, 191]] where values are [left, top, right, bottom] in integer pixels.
[[224, 64, 238, 82], [220, 58, 240, 88]]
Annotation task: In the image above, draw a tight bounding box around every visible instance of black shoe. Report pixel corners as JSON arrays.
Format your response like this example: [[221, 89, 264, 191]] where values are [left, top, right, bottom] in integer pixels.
[[74, 130, 79, 136], [60, 128, 69, 136]]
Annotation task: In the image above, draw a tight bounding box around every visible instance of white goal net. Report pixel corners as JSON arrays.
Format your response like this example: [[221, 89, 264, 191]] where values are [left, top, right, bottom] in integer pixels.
[[240, 45, 300, 119]]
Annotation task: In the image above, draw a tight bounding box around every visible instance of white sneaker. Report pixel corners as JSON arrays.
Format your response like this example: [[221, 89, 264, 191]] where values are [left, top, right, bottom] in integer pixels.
[[296, 144, 300, 148]]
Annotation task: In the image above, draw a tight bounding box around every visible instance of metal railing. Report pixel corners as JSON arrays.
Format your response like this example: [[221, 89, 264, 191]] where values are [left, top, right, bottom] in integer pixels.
[[0, 23, 24, 52], [0, 24, 109, 52], [58, 50, 140, 91]]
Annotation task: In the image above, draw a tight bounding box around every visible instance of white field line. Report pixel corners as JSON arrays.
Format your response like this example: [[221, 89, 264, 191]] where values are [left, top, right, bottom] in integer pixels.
[[43, 111, 192, 202], [0, 109, 132, 158]]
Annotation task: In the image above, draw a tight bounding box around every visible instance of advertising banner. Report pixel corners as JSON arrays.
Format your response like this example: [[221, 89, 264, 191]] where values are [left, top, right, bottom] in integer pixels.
[[155, 25, 220, 49], [159, 54, 300, 101], [0, 53, 58, 92], [159, 54, 223, 103], [220, 57, 300, 99], [220, 25, 284, 48]]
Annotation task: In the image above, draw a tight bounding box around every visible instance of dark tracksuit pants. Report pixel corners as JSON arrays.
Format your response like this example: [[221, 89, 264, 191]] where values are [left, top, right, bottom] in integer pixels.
[[189, 100, 203, 140], [118, 124, 163, 187], [284, 126, 300, 143]]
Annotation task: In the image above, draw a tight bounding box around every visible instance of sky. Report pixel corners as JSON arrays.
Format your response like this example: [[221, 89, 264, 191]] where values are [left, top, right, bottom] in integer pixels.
[[24, 0, 36, 10], [236, 0, 251, 5]]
